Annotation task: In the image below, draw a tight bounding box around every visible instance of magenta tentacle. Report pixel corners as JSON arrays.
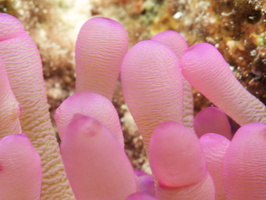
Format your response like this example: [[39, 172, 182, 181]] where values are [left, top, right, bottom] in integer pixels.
[[0, 58, 21, 138], [61, 114, 137, 200], [55, 92, 124, 145], [156, 175, 215, 200], [149, 121, 215, 199], [126, 192, 157, 200], [180, 42, 266, 126], [200, 133, 230, 200], [0, 13, 74, 199], [224, 122, 266, 200], [136, 174, 155, 197], [151, 30, 188, 57], [121, 40, 183, 153], [0, 134, 42, 200], [194, 107, 232, 140], [75, 17, 128, 100], [151, 31, 193, 129]]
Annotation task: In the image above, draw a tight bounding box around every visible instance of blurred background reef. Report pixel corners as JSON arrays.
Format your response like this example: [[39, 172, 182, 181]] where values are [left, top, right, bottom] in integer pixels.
[[0, 0, 265, 173]]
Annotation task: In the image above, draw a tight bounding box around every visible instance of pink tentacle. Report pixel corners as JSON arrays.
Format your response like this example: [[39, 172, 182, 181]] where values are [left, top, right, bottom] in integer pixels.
[[61, 114, 137, 200], [121, 40, 183, 154], [200, 133, 230, 200], [55, 92, 124, 145], [194, 107, 232, 140], [0, 134, 42, 200], [180, 42, 266, 125], [151, 31, 193, 129], [75, 17, 128, 100], [224, 122, 266, 200], [149, 121, 215, 200]]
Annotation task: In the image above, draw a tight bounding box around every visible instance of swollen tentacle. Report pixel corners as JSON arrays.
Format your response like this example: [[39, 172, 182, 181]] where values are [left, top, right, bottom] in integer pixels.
[[121, 40, 183, 154], [152, 30, 193, 129], [0, 13, 74, 199], [61, 114, 137, 200], [180, 43, 266, 125], [0, 134, 42, 200], [55, 92, 124, 145], [224, 122, 266, 200], [75, 17, 128, 100]]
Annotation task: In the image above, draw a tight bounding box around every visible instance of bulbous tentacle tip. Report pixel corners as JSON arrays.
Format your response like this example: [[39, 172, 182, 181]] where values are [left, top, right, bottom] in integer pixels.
[[180, 42, 222, 73], [149, 121, 207, 188], [194, 106, 233, 140], [55, 92, 124, 145], [61, 113, 136, 200], [151, 30, 188, 57], [0, 13, 25, 40], [0, 133, 42, 199], [67, 114, 102, 138], [224, 122, 266, 199]]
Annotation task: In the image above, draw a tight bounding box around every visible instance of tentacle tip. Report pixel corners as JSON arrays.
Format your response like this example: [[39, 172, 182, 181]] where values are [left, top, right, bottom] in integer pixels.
[[0, 13, 25, 40]]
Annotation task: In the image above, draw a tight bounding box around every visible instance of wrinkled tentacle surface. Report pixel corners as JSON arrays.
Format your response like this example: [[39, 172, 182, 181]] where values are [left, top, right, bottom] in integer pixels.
[[0, 58, 21, 138], [61, 114, 137, 200], [75, 17, 128, 100], [151, 31, 193, 129], [200, 133, 230, 200], [121, 40, 183, 153], [180, 42, 266, 126], [224, 122, 266, 200], [0, 13, 74, 199], [55, 92, 124, 145], [0, 134, 42, 200], [149, 121, 215, 200], [194, 107, 232, 140]]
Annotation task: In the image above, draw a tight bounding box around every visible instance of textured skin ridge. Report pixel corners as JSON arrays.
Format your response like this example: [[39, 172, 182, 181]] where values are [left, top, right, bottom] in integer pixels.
[[180, 43, 266, 126], [0, 14, 74, 199], [0, 13, 25, 40], [200, 133, 230, 200], [0, 58, 21, 138], [121, 40, 183, 153], [75, 17, 128, 100], [151, 31, 193, 129], [224, 123, 266, 200], [55, 92, 124, 145]]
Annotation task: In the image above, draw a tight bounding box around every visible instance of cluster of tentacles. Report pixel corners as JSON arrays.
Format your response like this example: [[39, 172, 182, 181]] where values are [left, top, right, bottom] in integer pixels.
[[0, 13, 266, 200]]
